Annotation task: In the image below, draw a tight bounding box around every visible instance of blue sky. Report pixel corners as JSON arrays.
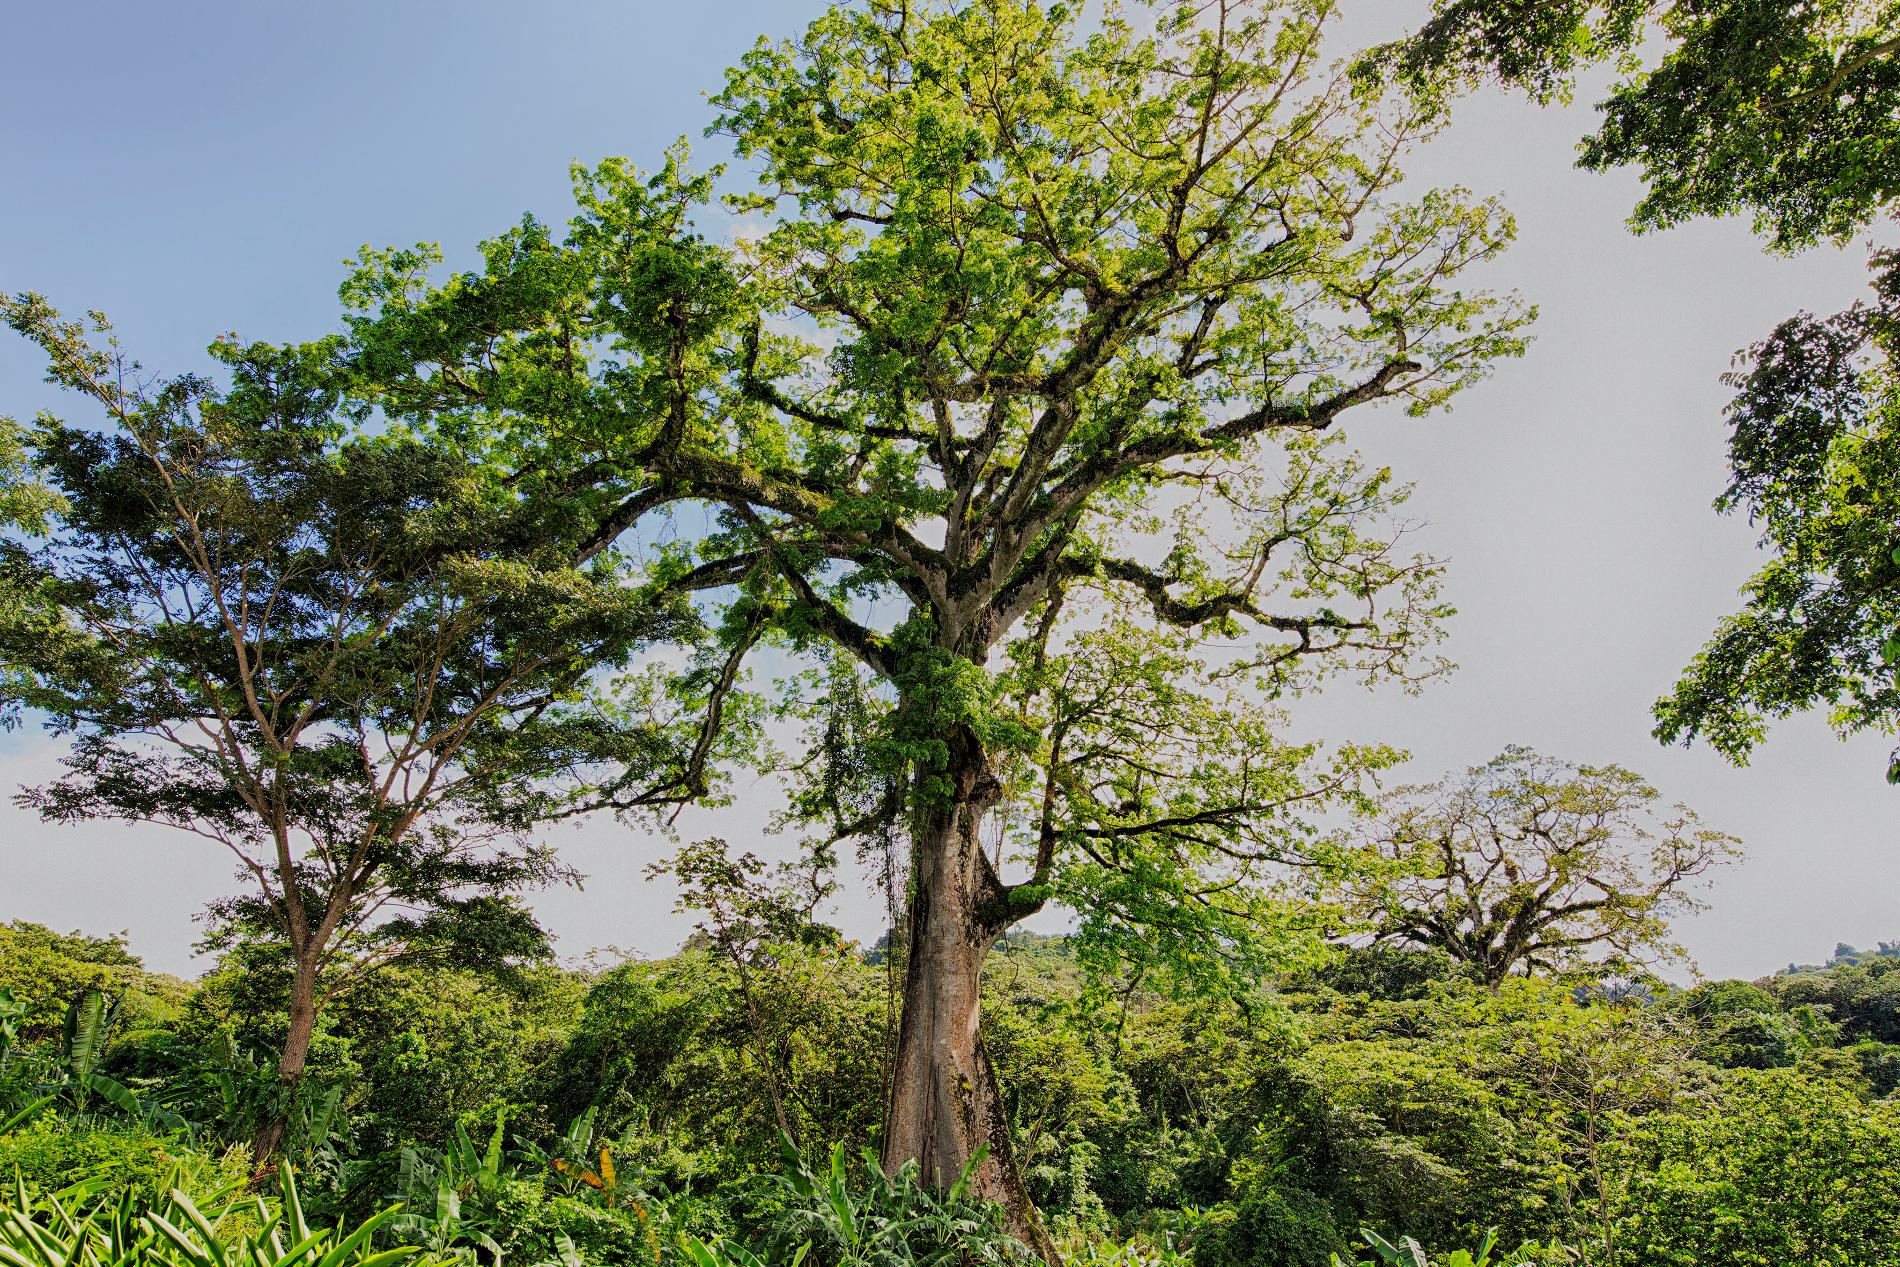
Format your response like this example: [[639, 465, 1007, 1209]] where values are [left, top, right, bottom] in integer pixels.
[[2, 1, 1894, 979], [1, 2, 810, 372]]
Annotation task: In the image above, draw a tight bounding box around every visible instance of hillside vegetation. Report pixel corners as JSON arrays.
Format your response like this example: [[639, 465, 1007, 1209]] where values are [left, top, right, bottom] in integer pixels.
[[6, 921, 1900, 1266]]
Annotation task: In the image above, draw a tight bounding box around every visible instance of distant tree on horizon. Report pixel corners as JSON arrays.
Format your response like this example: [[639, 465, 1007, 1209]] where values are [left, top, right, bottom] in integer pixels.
[[1341, 746, 1741, 986]]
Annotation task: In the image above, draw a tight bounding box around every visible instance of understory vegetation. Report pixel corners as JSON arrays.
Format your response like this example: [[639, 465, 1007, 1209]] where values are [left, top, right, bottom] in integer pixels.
[[7, 921, 1900, 1267]]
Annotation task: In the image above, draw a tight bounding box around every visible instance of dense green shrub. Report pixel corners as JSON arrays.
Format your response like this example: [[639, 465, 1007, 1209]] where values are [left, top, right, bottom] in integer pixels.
[[0, 922, 189, 1042], [1328, 1227, 1566, 1266], [542, 948, 889, 1189], [1671, 979, 1821, 1069], [1843, 1039, 1900, 1095], [1192, 1186, 1346, 1267], [755, 1140, 1035, 1267], [1772, 955, 1900, 1045], [1607, 1069, 1900, 1266], [0, 1115, 246, 1200]]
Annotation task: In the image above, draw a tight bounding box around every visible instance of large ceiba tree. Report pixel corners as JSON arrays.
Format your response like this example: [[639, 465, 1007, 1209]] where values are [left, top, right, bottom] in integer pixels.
[[337, 0, 1528, 1251]]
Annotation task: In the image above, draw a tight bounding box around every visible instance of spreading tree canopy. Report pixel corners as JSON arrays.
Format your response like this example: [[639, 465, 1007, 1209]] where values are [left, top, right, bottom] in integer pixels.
[[331, 0, 1530, 1246], [1342, 747, 1740, 986], [0, 296, 732, 1161], [1653, 252, 1900, 772]]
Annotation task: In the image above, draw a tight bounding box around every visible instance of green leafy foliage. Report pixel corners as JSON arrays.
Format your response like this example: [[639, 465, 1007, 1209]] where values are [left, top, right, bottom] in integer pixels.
[[0, 923, 188, 1042], [1654, 252, 1900, 775], [1331, 1225, 1562, 1267], [0, 1162, 452, 1267], [1606, 1069, 1900, 1265], [7, 916, 1900, 1265], [1368, 0, 1900, 249], [0, 1116, 250, 1204], [758, 1139, 1032, 1267], [1195, 1185, 1345, 1267], [1368, 3, 1900, 779]]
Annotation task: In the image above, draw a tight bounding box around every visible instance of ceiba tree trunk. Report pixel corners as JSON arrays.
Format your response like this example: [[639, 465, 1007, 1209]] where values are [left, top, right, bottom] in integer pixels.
[[882, 725, 1059, 1264]]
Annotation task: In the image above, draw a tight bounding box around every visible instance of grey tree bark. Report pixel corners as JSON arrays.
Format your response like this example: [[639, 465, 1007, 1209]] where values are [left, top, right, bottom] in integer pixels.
[[880, 725, 1058, 1264]]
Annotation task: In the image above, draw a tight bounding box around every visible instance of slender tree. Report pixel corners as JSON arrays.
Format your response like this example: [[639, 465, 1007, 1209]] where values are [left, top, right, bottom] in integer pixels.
[[655, 836, 841, 1143], [0, 297, 731, 1162], [1343, 747, 1741, 986], [335, 0, 1530, 1248]]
